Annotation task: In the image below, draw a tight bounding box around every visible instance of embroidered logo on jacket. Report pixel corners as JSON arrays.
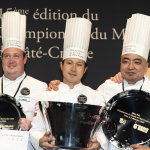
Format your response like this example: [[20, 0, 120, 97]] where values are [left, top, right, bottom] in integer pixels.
[[20, 87, 30, 95], [77, 94, 87, 104]]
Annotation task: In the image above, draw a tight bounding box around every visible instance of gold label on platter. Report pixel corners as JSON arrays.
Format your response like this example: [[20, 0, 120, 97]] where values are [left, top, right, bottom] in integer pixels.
[[117, 109, 150, 124], [119, 118, 127, 124], [133, 123, 149, 133]]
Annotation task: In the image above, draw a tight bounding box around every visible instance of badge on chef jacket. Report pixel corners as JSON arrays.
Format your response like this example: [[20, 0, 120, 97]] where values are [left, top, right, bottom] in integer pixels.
[[21, 87, 30, 95], [77, 94, 87, 104]]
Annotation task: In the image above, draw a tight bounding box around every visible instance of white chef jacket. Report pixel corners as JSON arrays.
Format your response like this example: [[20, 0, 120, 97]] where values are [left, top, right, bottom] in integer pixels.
[[30, 82, 106, 150], [97, 75, 150, 150], [0, 72, 48, 150]]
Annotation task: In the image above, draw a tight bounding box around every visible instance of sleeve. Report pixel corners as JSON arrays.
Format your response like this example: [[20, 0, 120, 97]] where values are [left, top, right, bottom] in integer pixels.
[[35, 83, 48, 113], [96, 82, 107, 105], [94, 127, 108, 150], [95, 82, 109, 150], [97, 82, 105, 96], [40, 83, 48, 93], [30, 110, 46, 150], [94, 92, 106, 107]]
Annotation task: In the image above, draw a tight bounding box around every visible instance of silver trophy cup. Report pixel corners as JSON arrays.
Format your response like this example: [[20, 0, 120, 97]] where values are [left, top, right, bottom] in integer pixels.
[[38, 101, 101, 149]]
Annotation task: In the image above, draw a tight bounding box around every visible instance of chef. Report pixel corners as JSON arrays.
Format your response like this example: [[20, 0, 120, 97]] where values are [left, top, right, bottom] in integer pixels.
[[1, 11, 48, 150], [30, 17, 106, 150], [97, 14, 150, 150]]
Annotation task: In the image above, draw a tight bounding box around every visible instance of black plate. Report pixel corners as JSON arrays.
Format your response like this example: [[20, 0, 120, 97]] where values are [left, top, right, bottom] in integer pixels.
[[0, 94, 26, 130], [94, 90, 150, 150], [39, 101, 100, 149]]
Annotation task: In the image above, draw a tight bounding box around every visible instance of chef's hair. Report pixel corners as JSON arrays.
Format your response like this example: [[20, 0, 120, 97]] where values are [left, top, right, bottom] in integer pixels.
[[62, 59, 88, 68]]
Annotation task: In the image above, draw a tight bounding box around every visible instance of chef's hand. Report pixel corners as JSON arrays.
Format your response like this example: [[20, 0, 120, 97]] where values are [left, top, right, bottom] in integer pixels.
[[110, 72, 122, 84], [87, 137, 101, 150], [39, 131, 56, 150], [47, 80, 60, 91], [131, 144, 150, 150], [19, 118, 32, 131]]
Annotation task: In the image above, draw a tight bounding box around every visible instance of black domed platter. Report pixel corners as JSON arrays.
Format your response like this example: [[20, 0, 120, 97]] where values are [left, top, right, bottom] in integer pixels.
[[0, 94, 26, 130], [98, 90, 150, 150]]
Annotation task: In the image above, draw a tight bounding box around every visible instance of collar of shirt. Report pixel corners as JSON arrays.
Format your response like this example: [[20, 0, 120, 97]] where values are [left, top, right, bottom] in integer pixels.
[[123, 75, 148, 88], [3, 72, 26, 85], [59, 82, 83, 92]]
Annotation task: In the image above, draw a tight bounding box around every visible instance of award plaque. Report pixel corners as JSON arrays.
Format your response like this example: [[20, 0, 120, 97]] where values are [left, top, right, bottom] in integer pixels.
[[92, 90, 150, 150], [0, 94, 26, 130], [39, 101, 101, 149]]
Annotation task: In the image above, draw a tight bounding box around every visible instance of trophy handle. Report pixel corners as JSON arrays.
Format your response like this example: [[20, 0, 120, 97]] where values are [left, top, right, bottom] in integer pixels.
[[41, 101, 51, 132], [90, 106, 107, 138], [90, 114, 103, 138], [39, 101, 55, 145]]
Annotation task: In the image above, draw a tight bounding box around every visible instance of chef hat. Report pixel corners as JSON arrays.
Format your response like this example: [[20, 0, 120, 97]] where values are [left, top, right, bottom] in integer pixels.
[[2, 11, 26, 52], [122, 13, 150, 60], [63, 18, 92, 62]]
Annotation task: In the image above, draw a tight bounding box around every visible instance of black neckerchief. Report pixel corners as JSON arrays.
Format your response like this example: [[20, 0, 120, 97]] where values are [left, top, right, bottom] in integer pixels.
[[1, 74, 27, 98]]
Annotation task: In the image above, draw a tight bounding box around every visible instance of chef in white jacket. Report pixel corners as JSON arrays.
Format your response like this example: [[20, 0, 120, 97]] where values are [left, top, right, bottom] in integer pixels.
[[1, 11, 48, 150], [30, 17, 106, 150], [96, 14, 150, 150]]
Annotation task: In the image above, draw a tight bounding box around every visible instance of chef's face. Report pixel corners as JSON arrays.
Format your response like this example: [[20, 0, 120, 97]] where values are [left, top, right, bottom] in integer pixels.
[[60, 58, 88, 88], [120, 54, 148, 84], [1, 47, 27, 80]]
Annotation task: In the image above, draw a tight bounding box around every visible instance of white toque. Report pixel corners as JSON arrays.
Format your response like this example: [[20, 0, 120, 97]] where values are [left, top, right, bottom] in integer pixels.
[[63, 18, 92, 62], [122, 13, 150, 60], [2, 11, 26, 52]]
